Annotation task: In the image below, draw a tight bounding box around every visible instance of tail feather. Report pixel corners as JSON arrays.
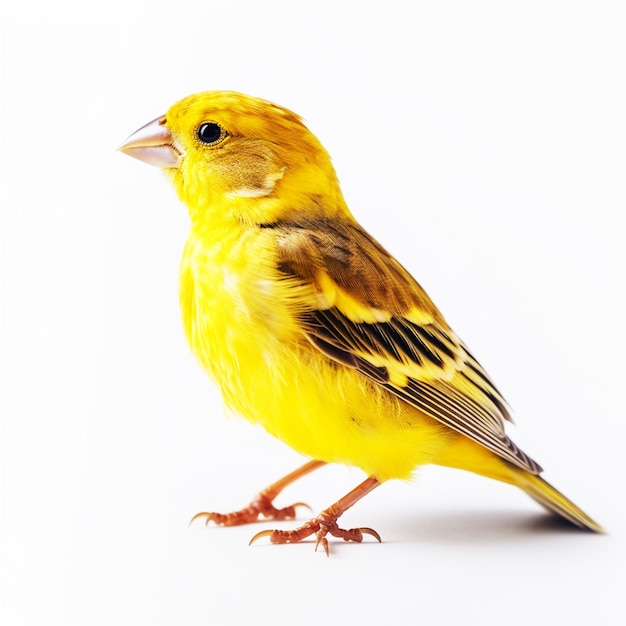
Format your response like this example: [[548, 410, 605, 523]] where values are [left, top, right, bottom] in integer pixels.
[[433, 434, 602, 532], [513, 471, 603, 533]]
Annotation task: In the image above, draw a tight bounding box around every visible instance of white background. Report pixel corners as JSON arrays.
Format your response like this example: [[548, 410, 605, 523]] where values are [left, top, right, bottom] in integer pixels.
[[1, 1, 624, 624]]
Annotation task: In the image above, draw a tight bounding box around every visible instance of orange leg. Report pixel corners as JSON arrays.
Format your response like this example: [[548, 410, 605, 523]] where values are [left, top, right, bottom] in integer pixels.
[[250, 476, 382, 556], [190, 460, 325, 527]]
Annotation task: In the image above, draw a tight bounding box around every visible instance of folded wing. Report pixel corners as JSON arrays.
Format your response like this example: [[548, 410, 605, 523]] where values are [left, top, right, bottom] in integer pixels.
[[274, 217, 541, 474]]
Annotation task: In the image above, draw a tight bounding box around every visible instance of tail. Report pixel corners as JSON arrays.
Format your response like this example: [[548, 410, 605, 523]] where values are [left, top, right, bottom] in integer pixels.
[[512, 469, 603, 533], [434, 435, 603, 531]]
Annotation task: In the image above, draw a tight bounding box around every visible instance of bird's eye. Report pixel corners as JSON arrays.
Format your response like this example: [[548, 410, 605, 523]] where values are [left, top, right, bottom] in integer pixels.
[[196, 122, 226, 146]]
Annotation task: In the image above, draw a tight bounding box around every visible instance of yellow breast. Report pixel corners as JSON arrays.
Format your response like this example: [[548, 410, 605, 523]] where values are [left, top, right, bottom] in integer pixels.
[[179, 221, 447, 480]]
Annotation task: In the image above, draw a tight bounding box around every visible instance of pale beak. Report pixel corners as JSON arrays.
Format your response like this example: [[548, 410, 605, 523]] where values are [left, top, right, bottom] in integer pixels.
[[118, 115, 181, 168]]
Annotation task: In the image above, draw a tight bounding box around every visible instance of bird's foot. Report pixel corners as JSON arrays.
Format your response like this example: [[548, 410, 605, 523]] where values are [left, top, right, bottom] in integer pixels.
[[249, 512, 381, 556], [190, 493, 311, 527]]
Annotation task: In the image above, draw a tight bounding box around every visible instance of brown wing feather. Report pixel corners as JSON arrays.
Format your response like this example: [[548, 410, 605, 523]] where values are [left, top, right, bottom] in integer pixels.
[[273, 217, 542, 474], [274, 216, 443, 317]]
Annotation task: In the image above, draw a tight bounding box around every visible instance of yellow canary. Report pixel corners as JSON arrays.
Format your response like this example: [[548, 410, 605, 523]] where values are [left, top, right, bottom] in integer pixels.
[[119, 91, 601, 553]]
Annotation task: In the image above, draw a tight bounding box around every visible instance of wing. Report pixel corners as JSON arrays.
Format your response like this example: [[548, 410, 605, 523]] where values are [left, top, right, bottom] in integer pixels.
[[273, 216, 542, 474]]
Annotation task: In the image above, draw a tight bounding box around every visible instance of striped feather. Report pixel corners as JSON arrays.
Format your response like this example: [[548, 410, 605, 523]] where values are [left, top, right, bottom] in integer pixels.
[[276, 217, 542, 474]]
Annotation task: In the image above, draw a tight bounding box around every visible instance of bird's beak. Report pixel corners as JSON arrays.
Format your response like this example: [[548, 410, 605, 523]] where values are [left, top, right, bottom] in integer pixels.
[[118, 116, 182, 168]]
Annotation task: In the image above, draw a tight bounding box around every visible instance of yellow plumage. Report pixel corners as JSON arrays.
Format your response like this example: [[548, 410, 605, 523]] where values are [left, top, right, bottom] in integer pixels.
[[119, 91, 601, 551]]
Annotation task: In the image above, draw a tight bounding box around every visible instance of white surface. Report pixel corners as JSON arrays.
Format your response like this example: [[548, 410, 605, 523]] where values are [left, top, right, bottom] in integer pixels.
[[1, 1, 624, 625]]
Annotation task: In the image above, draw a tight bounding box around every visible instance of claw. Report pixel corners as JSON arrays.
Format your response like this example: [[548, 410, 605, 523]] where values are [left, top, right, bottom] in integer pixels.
[[315, 534, 330, 556], [248, 515, 382, 555], [291, 502, 313, 515], [190, 467, 381, 554], [248, 529, 278, 546], [189, 497, 311, 528], [363, 527, 382, 543], [189, 511, 232, 527], [189, 511, 210, 527], [326, 522, 382, 549]]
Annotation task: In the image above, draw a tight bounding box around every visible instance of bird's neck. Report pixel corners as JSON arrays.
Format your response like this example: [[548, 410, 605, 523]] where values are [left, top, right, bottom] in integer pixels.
[[184, 186, 352, 232]]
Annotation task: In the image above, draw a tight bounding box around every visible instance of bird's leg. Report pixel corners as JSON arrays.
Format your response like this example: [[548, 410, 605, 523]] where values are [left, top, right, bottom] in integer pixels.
[[250, 476, 382, 555], [190, 459, 325, 527]]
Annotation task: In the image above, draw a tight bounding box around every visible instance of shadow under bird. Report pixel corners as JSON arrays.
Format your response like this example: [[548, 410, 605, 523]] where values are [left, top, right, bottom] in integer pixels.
[[119, 91, 602, 554]]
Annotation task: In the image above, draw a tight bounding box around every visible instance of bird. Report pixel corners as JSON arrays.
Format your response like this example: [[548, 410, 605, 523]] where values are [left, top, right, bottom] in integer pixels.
[[119, 91, 602, 553]]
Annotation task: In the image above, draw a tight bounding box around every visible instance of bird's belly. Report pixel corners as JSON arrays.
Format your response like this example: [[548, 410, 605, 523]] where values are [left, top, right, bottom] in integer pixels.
[[191, 299, 448, 480], [181, 241, 448, 482]]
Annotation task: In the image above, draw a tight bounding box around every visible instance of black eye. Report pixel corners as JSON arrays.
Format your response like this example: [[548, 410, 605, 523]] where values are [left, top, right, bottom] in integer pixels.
[[197, 122, 226, 145]]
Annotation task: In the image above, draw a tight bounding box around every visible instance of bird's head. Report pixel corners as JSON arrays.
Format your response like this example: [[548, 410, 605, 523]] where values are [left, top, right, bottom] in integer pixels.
[[119, 91, 350, 226]]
